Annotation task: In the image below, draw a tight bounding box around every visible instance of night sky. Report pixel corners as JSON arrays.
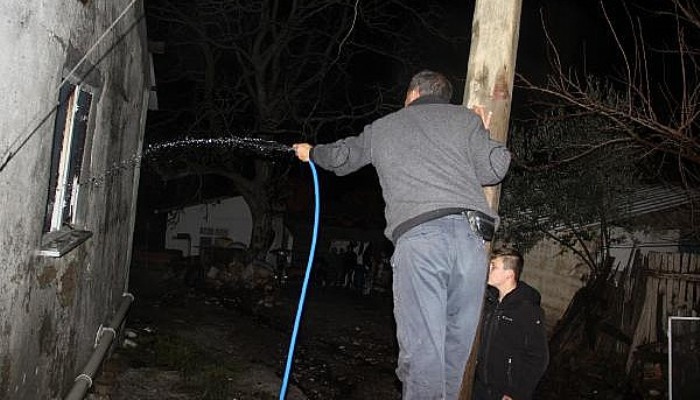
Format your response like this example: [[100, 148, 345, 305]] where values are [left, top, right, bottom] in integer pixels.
[[137, 0, 678, 241]]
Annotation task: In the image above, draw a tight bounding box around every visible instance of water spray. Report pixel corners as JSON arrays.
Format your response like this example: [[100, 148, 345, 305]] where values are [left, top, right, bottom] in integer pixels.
[[144, 136, 295, 158], [80, 135, 295, 187]]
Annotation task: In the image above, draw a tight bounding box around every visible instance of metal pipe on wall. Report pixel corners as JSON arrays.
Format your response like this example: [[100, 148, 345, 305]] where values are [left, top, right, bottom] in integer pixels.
[[64, 292, 135, 400]]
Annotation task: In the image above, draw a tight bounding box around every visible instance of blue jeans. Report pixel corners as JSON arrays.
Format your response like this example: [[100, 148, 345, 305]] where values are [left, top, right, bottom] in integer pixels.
[[392, 214, 488, 400]]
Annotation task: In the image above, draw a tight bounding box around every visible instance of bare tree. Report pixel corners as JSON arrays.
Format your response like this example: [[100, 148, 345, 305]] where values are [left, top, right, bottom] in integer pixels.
[[518, 0, 700, 187], [145, 0, 456, 255], [502, 3, 700, 385]]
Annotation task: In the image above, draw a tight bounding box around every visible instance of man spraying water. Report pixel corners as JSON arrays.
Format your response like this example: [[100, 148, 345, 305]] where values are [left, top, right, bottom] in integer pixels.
[[293, 70, 511, 400]]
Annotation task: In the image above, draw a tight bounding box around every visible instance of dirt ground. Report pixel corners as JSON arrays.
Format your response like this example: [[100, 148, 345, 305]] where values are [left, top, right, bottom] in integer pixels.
[[88, 262, 646, 400], [89, 263, 401, 400]]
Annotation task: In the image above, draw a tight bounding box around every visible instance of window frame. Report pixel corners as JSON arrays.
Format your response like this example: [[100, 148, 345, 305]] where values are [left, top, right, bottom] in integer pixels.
[[39, 81, 95, 257]]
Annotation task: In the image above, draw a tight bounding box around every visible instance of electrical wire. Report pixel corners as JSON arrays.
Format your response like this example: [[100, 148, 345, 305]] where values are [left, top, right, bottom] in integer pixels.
[[279, 160, 320, 399]]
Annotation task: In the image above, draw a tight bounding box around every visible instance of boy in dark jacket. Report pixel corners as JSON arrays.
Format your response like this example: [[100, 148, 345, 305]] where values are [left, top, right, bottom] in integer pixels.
[[474, 248, 549, 400]]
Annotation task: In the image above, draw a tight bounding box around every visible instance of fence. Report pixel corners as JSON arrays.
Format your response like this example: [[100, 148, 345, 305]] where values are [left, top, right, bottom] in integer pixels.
[[627, 252, 700, 367], [668, 316, 700, 399]]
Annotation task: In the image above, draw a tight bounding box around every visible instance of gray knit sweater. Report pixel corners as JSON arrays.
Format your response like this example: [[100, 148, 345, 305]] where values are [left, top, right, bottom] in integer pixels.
[[310, 95, 511, 241]]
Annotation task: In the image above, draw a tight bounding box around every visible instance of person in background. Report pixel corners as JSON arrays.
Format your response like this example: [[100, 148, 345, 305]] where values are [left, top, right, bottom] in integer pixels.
[[293, 70, 511, 399], [342, 246, 356, 288], [327, 247, 342, 287], [474, 248, 549, 400]]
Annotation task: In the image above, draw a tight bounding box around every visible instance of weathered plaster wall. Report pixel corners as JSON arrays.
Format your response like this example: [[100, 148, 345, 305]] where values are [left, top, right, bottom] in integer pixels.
[[0, 1, 149, 398]]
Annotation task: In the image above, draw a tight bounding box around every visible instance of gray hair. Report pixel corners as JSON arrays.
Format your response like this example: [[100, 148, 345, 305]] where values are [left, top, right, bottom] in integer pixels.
[[407, 70, 453, 102]]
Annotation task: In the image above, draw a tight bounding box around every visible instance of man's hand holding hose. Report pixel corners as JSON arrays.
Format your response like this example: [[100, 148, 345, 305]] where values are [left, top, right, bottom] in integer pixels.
[[293, 143, 313, 162]]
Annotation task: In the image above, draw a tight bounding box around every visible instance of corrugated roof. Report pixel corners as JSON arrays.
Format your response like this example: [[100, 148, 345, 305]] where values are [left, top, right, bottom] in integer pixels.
[[619, 185, 700, 217], [523, 184, 700, 234]]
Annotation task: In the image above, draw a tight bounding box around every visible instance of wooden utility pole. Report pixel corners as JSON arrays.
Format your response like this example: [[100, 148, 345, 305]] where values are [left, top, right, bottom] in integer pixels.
[[459, 1, 523, 399]]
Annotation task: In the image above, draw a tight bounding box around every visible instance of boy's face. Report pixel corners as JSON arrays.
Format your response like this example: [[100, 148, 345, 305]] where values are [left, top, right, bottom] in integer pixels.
[[487, 257, 512, 288]]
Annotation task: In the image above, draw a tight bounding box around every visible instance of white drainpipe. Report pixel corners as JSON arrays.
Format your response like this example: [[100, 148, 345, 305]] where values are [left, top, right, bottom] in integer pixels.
[[64, 292, 135, 400]]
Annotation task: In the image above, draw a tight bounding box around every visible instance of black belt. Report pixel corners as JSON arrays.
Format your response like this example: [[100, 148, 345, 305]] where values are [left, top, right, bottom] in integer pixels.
[[392, 208, 496, 242]]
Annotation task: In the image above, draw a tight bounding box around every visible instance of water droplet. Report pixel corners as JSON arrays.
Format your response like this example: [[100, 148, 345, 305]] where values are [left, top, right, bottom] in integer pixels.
[[81, 135, 294, 187]]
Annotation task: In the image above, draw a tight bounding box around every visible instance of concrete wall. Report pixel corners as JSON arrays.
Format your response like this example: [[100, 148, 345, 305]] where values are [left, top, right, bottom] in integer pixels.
[[163, 196, 294, 267], [521, 227, 682, 330], [0, 1, 149, 398], [520, 238, 590, 330], [165, 196, 254, 257]]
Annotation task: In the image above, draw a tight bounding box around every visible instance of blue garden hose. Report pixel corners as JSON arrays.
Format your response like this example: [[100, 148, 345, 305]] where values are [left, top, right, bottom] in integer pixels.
[[279, 160, 320, 399]]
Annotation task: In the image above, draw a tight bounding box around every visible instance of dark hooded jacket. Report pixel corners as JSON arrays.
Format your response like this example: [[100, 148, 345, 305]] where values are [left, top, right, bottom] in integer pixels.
[[475, 282, 549, 400]]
